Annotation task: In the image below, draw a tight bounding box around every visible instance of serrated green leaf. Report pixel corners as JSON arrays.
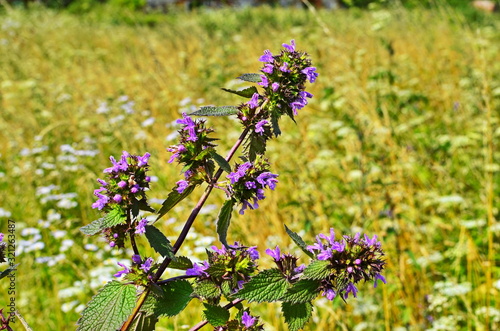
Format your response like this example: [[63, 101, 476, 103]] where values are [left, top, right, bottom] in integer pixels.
[[137, 198, 155, 213], [221, 86, 258, 98], [203, 304, 230, 327], [244, 131, 267, 163], [194, 280, 221, 299], [210, 151, 231, 173], [129, 312, 158, 331], [234, 269, 289, 303], [282, 301, 313, 331], [284, 225, 314, 259], [81, 209, 127, 235], [0, 264, 19, 280], [145, 225, 174, 259], [302, 260, 331, 280], [131, 199, 140, 219], [142, 280, 193, 318], [237, 73, 262, 83], [156, 185, 196, 222], [206, 263, 227, 278], [281, 279, 321, 304], [168, 256, 193, 271], [76, 281, 137, 331], [271, 114, 281, 137], [216, 200, 235, 248], [190, 106, 239, 117]]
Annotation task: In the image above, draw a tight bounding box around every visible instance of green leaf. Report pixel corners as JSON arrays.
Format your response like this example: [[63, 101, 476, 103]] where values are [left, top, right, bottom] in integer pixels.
[[210, 151, 232, 173], [168, 256, 193, 271], [281, 279, 321, 304], [145, 225, 174, 259], [302, 260, 331, 280], [221, 86, 258, 98], [0, 264, 19, 280], [190, 106, 239, 117], [156, 185, 196, 222], [206, 263, 227, 278], [282, 301, 313, 331], [194, 280, 221, 299], [244, 132, 267, 163], [137, 198, 155, 213], [203, 304, 230, 327], [142, 280, 193, 318], [234, 269, 289, 303], [129, 312, 158, 331], [76, 281, 137, 331], [80, 209, 126, 236], [271, 114, 281, 137], [216, 199, 235, 248], [284, 225, 314, 259], [237, 73, 262, 83]]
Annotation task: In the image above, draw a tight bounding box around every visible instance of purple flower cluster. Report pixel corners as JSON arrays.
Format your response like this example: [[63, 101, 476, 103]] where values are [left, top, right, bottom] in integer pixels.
[[266, 246, 305, 281], [307, 229, 386, 300], [92, 151, 151, 212], [226, 158, 278, 214], [186, 242, 259, 297], [114, 254, 155, 281], [167, 113, 216, 185]]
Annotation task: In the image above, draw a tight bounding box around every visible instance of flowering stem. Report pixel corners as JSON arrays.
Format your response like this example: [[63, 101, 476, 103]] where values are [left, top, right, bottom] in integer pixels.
[[121, 126, 251, 331], [127, 209, 140, 256], [189, 299, 244, 331]]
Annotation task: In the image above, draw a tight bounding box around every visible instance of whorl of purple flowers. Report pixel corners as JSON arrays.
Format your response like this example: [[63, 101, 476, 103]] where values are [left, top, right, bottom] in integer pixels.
[[92, 151, 151, 211], [307, 229, 386, 301], [226, 160, 278, 215]]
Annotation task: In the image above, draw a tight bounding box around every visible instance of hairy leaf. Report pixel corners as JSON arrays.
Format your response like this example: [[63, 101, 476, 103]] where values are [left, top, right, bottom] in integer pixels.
[[80, 209, 126, 236], [237, 73, 262, 83], [221, 86, 258, 98], [168, 256, 193, 271], [194, 280, 222, 299], [203, 304, 230, 327], [282, 301, 313, 331], [206, 263, 227, 278], [145, 225, 174, 259], [190, 106, 239, 117], [210, 151, 232, 173], [156, 185, 196, 222], [281, 279, 321, 304], [302, 260, 331, 280], [234, 269, 289, 303], [142, 280, 193, 318], [0, 264, 19, 280], [76, 281, 136, 331], [244, 132, 267, 162], [284, 225, 314, 258], [216, 199, 235, 248], [270, 114, 281, 137], [137, 198, 155, 213]]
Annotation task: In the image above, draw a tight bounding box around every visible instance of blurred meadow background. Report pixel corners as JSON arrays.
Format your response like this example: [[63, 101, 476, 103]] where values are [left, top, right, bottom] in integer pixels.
[[0, 0, 499, 329]]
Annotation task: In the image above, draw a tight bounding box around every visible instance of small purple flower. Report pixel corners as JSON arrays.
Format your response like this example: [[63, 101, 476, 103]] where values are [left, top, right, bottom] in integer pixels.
[[117, 180, 127, 188], [245, 181, 257, 189], [364, 234, 380, 247], [256, 172, 278, 190], [97, 178, 107, 186], [319, 228, 335, 246], [282, 39, 296, 52], [92, 195, 109, 210], [137, 152, 151, 167], [135, 218, 148, 234], [316, 248, 332, 261], [0, 233, 4, 242], [374, 273, 386, 288], [344, 282, 358, 299], [258, 75, 269, 88], [177, 113, 197, 142], [186, 261, 209, 277], [255, 120, 268, 135], [302, 67, 318, 83], [265, 246, 281, 261], [259, 49, 274, 62], [279, 62, 290, 73], [109, 242, 115, 248], [241, 311, 256, 328], [132, 254, 142, 264], [227, 162, 252, 184], [210, 245, 227, 255], [247, 246, 260, 260], [271, 82, 280, 92], [176, 180, 189, 194], [262, 64, 274, 74], [239, 199, 253, 215], [140, 257, 154, 273], [248, 93, 259, 109], [113, 194, 122, 203], [294, 264, 306, 274], [114, 262, 131, 277], [323, 288, 337, 301], [130, 185, 140, 194], [145, 176, 151, 182]]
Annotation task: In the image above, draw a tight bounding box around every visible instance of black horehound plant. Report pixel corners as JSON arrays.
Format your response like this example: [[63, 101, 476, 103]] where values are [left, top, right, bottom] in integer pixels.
[[74, 40, 386, 331]]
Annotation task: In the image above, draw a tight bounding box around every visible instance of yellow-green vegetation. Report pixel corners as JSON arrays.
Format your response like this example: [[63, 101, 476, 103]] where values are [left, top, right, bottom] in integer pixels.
[[0, 3, 499, 330]]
